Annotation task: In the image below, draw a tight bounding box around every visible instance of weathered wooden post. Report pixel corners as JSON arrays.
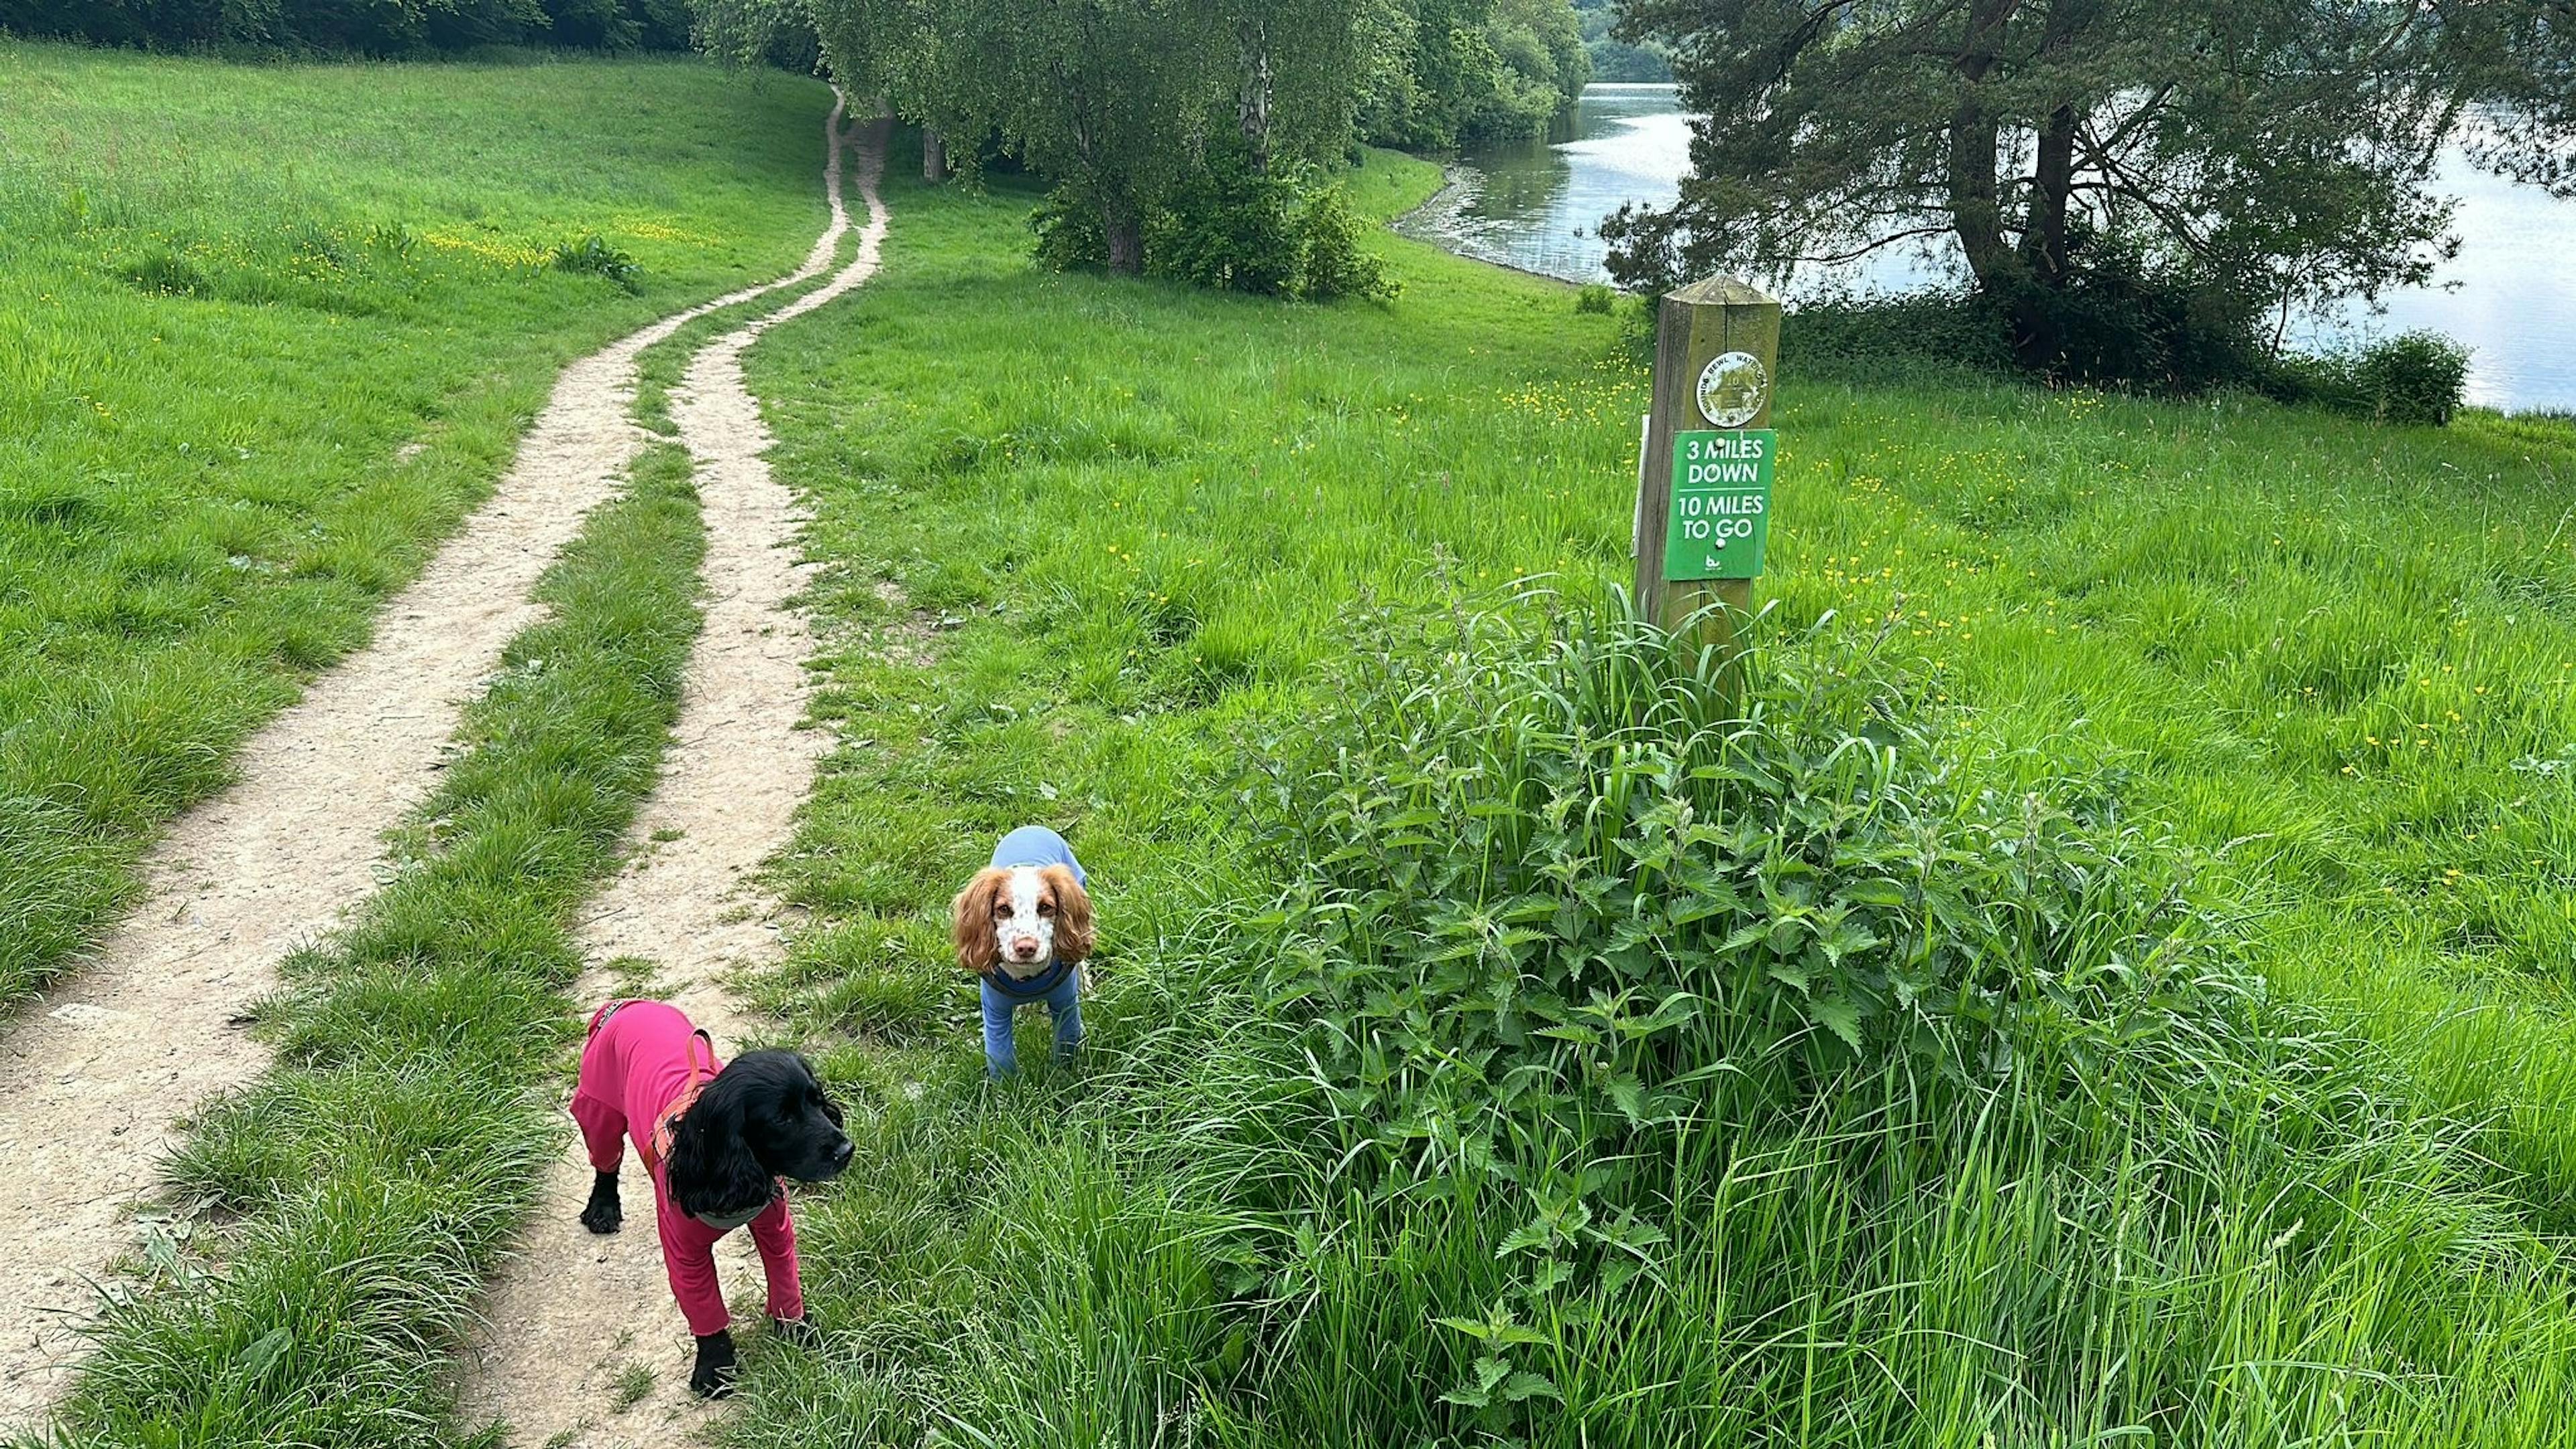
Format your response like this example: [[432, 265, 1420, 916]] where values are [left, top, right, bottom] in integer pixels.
[[1632, 277, 1780, 653]]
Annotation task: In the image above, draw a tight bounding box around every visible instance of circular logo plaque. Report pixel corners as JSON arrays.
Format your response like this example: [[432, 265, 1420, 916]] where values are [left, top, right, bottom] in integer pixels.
[[1695, 351, 1769, 427]]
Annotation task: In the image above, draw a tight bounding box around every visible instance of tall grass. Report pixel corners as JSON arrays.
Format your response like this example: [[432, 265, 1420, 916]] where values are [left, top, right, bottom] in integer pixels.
[[0, 44, 831, 1002], [22, 442, 706, 1447], [719, 129, 2576, 1442]]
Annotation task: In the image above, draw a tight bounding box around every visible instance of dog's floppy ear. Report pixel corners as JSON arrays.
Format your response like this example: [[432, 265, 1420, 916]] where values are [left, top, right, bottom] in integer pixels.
[[665, 1066, 775, 1220], [953, 868, 1007, 977], [1041, 864, 1093, 964]]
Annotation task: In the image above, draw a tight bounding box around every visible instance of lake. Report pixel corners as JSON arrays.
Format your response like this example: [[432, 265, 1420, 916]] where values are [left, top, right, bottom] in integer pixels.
[[1395, 84, 2576, 413]]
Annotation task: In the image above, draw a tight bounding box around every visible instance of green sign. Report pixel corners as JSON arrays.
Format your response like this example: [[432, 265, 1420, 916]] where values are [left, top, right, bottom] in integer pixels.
[[1664, 429, 1774, 581]]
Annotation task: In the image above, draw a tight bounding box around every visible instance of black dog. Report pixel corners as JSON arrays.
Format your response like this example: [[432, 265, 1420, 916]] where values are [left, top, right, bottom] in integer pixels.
[[571, 1002, 853, 1397]]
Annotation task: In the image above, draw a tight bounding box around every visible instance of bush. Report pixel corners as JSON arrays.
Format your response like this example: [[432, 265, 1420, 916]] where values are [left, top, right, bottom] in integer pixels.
[[1783, 286, 2016, 375], [1253, 602, 2229, 1174], [3, 0, 693, 52], [1574, 282, 1615, 315], [2263, 329, 2470, 427], [1149, 141, 1302, 297], [1289, 184, 1397, 304], [546, 233, 637, 292], [1039, 148, 1399, 305], [1028, 185, 1108, 274], [2353, 329, 2470, 425]]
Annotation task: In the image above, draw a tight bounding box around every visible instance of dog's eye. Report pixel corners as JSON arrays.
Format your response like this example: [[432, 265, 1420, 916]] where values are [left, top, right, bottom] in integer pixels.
[[1037, 899, 1056, 917]]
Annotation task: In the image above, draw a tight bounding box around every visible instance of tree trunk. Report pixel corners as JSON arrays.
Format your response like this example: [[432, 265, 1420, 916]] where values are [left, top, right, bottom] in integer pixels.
[[2015, 102, 2078, 364], [1103, 204, 1144, 274], [1238, 21, 1274, 171], [1945, 0, 2019, 294], [922, 127, 947, 184]]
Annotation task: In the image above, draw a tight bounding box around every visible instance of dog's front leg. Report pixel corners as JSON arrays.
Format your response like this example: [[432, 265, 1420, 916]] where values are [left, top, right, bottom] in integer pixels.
[[578, 1170, 622, 1234], [690, 1329, 739, 1397]]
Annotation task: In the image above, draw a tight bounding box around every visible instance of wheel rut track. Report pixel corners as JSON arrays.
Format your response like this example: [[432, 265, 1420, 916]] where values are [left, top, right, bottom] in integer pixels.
[[452, 112, 891, 1449], [0, 94, 871, 1430]]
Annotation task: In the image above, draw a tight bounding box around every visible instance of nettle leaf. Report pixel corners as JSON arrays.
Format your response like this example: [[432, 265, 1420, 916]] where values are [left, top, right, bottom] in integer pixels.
[[1502, 1371, 1562, 1403], [1605, 1070, 1647, 1124], [1811, 996, 1864, 1052], [1845, 877, 1910, 908]]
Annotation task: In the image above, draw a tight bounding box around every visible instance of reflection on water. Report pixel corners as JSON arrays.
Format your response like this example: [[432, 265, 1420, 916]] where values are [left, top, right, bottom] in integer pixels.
[[1397, 85, 2576, 413], [1393, 85, 1688, 284]]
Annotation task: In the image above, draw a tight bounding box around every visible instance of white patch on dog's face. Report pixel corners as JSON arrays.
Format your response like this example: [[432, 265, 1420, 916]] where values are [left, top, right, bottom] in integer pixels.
[[993, 865, 1057, 977]]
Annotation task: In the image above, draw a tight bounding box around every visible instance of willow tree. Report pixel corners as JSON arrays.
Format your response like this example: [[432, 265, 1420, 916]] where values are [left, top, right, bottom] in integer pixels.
[[787, 0, 1363, 269], [1605, 0, 2509, 366]]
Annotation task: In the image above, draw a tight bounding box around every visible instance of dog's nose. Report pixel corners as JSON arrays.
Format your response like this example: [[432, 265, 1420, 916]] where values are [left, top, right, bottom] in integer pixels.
[[833, 1139, 854, 1168]]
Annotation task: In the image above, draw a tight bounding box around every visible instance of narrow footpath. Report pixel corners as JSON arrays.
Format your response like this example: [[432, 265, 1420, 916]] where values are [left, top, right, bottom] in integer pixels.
[[453, 112, 891, 1449], [0, 95, 865, 1428]]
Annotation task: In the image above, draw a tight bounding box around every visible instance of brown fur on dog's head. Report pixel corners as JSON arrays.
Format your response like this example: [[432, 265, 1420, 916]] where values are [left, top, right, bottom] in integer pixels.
[[953, 868, 1008, 977], [953, 863, 1093, 977], [1039, 863, 1094, 964]]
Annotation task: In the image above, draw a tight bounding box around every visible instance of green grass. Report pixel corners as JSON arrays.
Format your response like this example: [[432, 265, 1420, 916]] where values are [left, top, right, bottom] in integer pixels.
[[28, 437, 706, 1447], [712, 127, 2576, 1444], [0, 44, 835, 1002]]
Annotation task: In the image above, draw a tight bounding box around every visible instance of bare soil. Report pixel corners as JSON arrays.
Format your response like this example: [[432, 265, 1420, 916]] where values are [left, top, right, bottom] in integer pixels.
[[0, 97, 870, 1430], [451, 111, 890, 1449]]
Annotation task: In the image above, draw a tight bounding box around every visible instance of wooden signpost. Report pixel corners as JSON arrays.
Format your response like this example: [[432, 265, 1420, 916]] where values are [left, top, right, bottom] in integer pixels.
[[1632, 276, 1780, 652]]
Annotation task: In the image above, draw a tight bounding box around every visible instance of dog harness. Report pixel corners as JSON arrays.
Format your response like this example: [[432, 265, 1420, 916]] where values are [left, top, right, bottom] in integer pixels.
[[592, 999, 777, 1231]]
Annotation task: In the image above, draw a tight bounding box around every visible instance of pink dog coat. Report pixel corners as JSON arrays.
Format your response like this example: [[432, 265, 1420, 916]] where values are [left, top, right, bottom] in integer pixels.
[[572, 1000, 804, 1337]]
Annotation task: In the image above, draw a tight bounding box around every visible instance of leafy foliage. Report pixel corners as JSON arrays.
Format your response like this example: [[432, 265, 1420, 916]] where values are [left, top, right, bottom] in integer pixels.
[[1, 0, 692, 52], [1603, 0, 2518, 382], [2352, 330, 2474, 427], [1355, 0, 1590, 150], [1038, 139, 1399, 303], [1251, 601, 2226, 1189], [547, 231, 641, 291], [1289, 184, 1398, 303], [2277, 329, 2475, 427]]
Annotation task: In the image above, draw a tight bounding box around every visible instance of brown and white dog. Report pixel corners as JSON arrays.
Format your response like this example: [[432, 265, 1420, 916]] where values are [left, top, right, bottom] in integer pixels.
[[953, 826, 1093, 1076]]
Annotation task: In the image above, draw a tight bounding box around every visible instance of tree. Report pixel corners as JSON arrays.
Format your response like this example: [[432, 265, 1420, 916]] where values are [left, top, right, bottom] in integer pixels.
[[1352, 0, 1591, 149], [1604, 0, 2505, 370]]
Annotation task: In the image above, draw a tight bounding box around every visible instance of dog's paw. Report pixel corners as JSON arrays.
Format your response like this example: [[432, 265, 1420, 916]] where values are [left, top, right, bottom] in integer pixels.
[[578, 1171, 622, 1235], [689, 1331, 739, 1399], [771, 1313, 822, 1350]]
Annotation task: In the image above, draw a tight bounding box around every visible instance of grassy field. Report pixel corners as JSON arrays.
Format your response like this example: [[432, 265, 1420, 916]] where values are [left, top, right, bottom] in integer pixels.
[[716, 131, 2576, 1445], [0, 44, 835, 1002]]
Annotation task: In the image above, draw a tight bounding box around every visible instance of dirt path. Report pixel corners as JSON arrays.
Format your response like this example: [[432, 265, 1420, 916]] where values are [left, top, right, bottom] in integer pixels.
[[451, 113, 890, 1449], [0, 96, 862, 1428]]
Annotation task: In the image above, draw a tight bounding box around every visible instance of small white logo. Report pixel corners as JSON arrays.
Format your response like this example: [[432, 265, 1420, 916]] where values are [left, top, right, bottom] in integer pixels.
[[1695, 352, 1769, 427]]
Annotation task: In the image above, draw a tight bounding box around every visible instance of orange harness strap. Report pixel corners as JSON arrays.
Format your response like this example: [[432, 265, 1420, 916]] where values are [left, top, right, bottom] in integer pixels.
[[642, 1028, 717, 1179]]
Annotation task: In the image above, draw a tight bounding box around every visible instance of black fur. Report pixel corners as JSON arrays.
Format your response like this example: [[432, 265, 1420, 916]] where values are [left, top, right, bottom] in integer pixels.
[[691, 1330, 739, 1397], [579, 1169, 621, 1234], [663, 1049, 853, 1223]]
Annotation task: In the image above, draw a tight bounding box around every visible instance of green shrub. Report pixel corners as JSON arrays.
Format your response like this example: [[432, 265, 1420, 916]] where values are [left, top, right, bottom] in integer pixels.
[[2263, 329, 2470, 427], [1028, 184, 1108, 274], [546, 232, 638, 291], [1289, 184, 1397, 304], [2353, 329, 2470, 425], [1574, 282, 1615, 315], [1036, 148, 1396, 305], [1253, 602, 2227, 1176], [1783, 286, 2016, 375], [1150, 140, 1302, 297]]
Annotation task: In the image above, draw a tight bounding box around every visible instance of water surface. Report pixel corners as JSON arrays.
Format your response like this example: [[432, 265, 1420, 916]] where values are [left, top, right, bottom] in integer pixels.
[[1399, 85, 2575, 413]]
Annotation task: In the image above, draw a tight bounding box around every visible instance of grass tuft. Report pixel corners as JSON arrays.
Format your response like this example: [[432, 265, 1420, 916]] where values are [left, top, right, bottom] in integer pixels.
[[34, 443, 706, 1446]]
